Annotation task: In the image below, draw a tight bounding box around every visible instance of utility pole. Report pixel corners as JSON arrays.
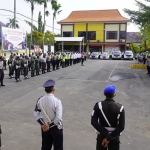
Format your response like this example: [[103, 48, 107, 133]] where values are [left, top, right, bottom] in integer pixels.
[[14, 0, 16, 29]]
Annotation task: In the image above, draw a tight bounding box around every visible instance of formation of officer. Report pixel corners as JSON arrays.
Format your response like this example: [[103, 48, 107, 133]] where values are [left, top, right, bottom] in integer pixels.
[[91, 85, 125, 150], [0, 51, 87, 84], [34, 79, 63, 150]]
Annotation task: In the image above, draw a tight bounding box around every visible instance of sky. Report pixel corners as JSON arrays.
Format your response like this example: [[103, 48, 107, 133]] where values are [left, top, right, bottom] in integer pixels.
[[0, 0, 149, 34]]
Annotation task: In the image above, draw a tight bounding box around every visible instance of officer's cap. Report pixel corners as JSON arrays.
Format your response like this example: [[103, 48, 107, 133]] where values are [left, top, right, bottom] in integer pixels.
[[43, 79, 55, 88], [104, 85, 116, 94]]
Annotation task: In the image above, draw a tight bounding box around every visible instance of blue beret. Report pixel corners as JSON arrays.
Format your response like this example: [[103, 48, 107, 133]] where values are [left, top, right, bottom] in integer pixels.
[[43, 79, 55, 88], [104, 85, 116, 94]]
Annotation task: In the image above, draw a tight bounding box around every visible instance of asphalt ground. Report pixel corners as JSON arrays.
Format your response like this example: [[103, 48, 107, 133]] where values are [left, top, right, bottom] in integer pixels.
[[0, 59, 150, 150]]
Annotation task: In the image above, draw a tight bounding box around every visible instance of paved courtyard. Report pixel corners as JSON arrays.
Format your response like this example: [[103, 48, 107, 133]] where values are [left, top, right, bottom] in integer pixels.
[[0, 59, 150, 150]]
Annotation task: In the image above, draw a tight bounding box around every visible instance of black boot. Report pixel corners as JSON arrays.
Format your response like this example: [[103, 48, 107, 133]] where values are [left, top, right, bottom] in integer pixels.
[[1, 80, 5, 86]]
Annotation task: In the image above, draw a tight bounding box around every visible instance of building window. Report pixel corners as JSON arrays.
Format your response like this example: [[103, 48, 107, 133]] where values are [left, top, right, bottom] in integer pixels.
[[78, 31, 86, 38], [63, 32, 73, 37], [106, 31, 118, 39], [88, 31, 96, 40], [120, 31, 126, 39]]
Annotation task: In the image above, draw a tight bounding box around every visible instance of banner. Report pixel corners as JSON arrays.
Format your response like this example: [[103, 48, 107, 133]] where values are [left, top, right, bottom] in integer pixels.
[[44, 45, 48, 54], [1, 27, 27, 51], [34, 45, 40, 53]]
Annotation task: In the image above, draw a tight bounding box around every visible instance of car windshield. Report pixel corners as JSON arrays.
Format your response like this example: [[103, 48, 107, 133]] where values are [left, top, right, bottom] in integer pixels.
[[102, 52, 108, 55], [113, 51, 121, 54], [125, 51, 133, 54], [91, 52, 98, 55]]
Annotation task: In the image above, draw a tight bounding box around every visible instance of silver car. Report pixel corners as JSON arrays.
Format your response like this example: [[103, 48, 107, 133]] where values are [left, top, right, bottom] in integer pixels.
[[90, 52, 100, 59], [112, 51, 122, 59], [100, 52, 110, 59]]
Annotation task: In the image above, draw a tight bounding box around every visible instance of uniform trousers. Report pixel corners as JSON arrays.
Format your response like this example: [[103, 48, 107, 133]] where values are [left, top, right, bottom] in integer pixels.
[[56, 60, 60, 69], [96, 134, 120, 150], [24, 66, 28, 77], [46, 61, 51, 72], [41, 126, 63, 150], [28, 61, 31, 71], [15, 68, 20, 80], [52, 60, 56, 70], [70, 59, 72, 65], [81, 58, 84, 66], [0, 69, 4, 85], [3, 60, 7, 70], [42, 62, 46, 73], [9, 66, 14, 77], [147, 66, 150, 74]]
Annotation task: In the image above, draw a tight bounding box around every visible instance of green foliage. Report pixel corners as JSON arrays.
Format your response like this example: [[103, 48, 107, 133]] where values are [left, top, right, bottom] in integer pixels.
[[129, 43, 140, 53], [51, 0, 62, 19], [25, 20, 38, 31], [44, 31, 55, 45], [124, 0, 150, 50], [38, 11, 43, 32], [54, 34, 61, 37], [27, 30, 44, 46], [123, 0, 150, 26], [6, 18, 19, 29]]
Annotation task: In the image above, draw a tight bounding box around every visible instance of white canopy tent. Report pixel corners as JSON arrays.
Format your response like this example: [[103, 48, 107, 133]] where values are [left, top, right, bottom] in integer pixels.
[[55, 37, 84, 52]]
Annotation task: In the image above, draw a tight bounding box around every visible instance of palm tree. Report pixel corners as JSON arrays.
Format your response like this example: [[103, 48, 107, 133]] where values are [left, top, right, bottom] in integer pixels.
[[6, 18, 19, 29], [51, 0, 62, 35], [24, 0, 40, 54], [39, 0, 51, 52]]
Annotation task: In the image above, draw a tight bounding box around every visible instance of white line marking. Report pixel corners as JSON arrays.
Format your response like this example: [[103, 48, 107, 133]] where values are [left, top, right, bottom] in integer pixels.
[[107, 62, 118, 82]]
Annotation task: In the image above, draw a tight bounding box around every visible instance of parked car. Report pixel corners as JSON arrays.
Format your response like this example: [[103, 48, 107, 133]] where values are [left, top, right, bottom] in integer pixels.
[[124, 50, 134, 60], [100, 52, 110, 59], [90, 52, 100, 59], [112, 51, 122, 59]]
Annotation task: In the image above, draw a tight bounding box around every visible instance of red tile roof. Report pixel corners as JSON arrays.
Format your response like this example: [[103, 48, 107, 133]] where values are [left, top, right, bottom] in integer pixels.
[[58, 9, 130, 24]]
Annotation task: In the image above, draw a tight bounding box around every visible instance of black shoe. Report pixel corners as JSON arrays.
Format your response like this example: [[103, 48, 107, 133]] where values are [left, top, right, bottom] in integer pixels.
[[1, 84, 5, 86]]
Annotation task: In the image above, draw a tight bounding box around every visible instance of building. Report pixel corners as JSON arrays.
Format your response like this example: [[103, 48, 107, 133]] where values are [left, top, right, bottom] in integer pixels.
[[57, 9, 130, 52], [126, 32, 142, 48]]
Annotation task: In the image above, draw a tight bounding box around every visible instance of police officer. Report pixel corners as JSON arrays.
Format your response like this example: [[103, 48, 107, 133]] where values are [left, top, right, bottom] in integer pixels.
[[31, 56, 36, 77], [8, 55, 14, 79], [46, 53, 51, 72], [81, 53, 84, 66], [34, 79, 63, 150], [35, 56, 40, 76], [0, 56, 5, 87], [91, 85, 125, 150], [23, 55, 29, 79], [14, 56, 21, 82], [3, 53, 7, 70]]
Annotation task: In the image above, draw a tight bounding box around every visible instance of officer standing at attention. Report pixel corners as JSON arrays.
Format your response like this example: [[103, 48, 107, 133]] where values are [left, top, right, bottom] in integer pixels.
[[0, 56, 5, 87], [91, 85, 125, 150], [34, 79, 63, 150]]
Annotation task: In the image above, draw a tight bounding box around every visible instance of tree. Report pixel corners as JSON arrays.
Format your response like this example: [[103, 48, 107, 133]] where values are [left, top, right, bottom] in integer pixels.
[[54, 33, 61, 37], [38, 11, 43, 33], [39, 0, 51, 52], [27, 30, 44, 46], [25, 20, 38, 31], [129, 43, 140, 53], [24, 0, 41, 54], [44, 30, 55, 45], [25, 11, 43, 32], [51, 0, 62, 35], [6, 18, 19, 28], [123, 0, 150, 50], [123, 0, 150, 26]]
